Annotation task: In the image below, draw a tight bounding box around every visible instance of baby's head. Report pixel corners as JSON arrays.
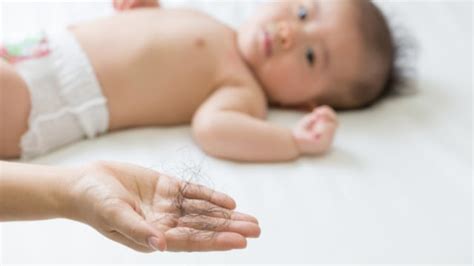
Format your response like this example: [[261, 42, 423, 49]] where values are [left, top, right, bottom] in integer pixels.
[[238, 0, 395, 110]]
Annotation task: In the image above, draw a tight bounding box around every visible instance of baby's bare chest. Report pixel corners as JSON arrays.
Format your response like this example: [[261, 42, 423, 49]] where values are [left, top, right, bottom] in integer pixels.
[[74, 9, 249, 127]]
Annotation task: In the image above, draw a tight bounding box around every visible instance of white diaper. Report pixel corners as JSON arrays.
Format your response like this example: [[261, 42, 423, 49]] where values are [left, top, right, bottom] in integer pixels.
[[13, 29, 109, 160]]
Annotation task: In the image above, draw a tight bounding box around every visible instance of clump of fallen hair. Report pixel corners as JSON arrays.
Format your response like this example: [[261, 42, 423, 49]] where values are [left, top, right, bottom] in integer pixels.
[[172, 160, 231, 241]]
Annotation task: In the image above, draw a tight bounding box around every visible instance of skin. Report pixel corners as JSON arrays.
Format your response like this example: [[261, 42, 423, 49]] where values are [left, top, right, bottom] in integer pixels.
[[238, 0, 368, 108], [0, 0, 372, 161], [113, 0, 159, 10], [0, 160, 261, 252], [0, 60, 30, 158], [0, 0, 260, 254]]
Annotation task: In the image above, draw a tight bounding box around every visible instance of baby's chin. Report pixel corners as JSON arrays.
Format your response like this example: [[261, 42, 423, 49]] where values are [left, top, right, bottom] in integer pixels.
[[236, 41, 255, 69], [237, 24, 265, 68]]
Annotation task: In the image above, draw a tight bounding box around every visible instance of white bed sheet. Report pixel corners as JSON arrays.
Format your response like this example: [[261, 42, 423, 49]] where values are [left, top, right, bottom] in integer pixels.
[[0, 0, 472, 264]]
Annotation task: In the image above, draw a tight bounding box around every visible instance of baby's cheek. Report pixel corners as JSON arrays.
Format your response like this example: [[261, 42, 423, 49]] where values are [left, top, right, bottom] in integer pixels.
[[261, 65, 289, 89], [264, 58, 296, 82], [278, 64, 307, 90], [259, 57, 310, 101]]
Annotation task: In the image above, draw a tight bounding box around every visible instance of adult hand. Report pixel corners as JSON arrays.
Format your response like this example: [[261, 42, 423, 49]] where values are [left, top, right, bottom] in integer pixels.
[[292, 105, 338, 155], [65, 161, 260, 252], [113, 0, 159, 11]]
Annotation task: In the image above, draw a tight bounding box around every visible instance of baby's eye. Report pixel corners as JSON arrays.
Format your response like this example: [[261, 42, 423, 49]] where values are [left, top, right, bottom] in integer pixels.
[[298, 6, 308, 21], [306, 48, 315, 66]]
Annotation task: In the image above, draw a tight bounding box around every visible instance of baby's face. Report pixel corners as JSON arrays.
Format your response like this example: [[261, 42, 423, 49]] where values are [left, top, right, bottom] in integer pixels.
[[238, 0, 367, 108]]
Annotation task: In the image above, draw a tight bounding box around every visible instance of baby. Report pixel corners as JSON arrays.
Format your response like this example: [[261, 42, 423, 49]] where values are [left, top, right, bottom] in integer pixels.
[[0, 0, 395, 162]]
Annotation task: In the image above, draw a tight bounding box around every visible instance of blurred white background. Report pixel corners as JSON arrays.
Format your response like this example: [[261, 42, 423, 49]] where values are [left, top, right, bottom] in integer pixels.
[[0, 0, 472, 264]]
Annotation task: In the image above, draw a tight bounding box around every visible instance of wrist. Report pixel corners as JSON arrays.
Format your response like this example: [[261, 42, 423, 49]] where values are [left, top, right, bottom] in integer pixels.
[[290, 129, 304, 156], [42, 165, 77, 220], [54, 165, 87, 221]]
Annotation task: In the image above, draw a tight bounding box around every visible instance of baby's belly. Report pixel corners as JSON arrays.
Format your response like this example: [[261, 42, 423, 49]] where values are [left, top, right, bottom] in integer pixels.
[[98, 60, 216, 130], [71, 20, 220, 129]]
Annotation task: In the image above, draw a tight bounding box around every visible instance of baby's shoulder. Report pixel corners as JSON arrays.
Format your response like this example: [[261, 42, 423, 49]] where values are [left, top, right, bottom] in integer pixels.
[[171, 8, 232, 32], [212, 71, 268, 119]]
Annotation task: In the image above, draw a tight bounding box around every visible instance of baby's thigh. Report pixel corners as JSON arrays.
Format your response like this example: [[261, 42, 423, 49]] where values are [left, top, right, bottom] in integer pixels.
[[0, 60, 30, 158]]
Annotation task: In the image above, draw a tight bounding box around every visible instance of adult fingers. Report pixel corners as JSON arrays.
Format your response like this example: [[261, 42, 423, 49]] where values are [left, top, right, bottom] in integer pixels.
[[108, 203, 167, 251], [165, 227, 247, 252], [230, 211, 259, 224], [181, 198, 259, 224], [178, 215, 261, 237], [179, 181, 236, 209]]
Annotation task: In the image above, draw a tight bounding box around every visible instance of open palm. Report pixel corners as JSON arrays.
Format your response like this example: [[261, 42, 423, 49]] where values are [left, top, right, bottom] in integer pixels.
[[68, 161, 260, 252]]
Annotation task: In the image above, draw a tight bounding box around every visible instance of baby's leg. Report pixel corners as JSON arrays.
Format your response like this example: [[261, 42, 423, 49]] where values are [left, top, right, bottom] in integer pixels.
[[0, 60, 30, 158]]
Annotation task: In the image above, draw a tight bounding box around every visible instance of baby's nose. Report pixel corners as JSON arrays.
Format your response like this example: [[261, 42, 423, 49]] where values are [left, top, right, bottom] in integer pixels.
[[277, 21, 294, 50]]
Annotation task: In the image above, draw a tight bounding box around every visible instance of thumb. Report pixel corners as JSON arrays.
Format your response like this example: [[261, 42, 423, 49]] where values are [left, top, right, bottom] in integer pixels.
[[110, 205, 167, 251]]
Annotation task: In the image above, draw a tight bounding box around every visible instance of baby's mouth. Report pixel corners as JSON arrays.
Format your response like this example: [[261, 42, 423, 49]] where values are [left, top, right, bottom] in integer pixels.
[[263, 29, 273, 57]]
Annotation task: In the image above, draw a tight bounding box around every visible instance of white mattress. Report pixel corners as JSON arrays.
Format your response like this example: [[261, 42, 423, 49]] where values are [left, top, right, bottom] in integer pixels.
[[0, 0, 472, 264]]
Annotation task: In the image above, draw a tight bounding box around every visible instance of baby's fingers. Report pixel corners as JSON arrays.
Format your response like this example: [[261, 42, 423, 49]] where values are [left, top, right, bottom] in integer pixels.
[[131, 0, 159, 8], [313, 106, 338, 123], [113, 0, 128, 10], [296, 113, 318, 131], [293, 120, 319, 140]]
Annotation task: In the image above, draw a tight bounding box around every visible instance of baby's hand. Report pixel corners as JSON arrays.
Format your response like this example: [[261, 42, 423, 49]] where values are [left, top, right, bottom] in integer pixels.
[[292, 106, 338, 156], [113, 0, 159, 11]]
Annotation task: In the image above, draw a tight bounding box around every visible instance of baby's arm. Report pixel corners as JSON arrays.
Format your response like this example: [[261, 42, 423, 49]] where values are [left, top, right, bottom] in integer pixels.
[[192, 86, 338, 162]]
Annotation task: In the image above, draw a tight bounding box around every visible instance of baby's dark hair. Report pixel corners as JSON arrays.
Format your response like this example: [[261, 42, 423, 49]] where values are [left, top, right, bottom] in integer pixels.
[[349, 0, 412, 109]]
